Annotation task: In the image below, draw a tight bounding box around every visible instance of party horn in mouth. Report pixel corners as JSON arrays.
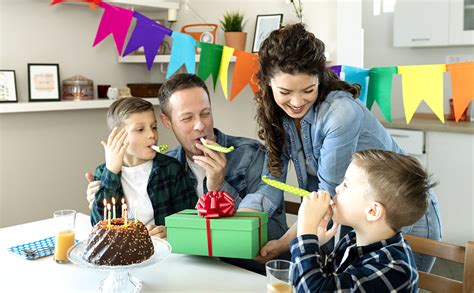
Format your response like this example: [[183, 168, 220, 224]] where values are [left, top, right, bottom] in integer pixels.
[[200, 138, 235, 153], [261, 176, 311, 197], [151, 144, 169, 153]]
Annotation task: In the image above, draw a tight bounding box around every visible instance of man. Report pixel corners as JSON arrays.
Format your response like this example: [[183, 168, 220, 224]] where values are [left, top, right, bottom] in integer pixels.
[[86, 73, 287, 242]]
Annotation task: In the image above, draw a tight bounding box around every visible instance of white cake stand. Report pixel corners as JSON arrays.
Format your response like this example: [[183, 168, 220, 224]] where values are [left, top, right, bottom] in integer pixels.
[[68, 238, 171, 293]]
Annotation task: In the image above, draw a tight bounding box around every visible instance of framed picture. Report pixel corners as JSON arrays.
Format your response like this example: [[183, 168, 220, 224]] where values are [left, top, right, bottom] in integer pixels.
[[0, 70, 18, 103], [252, 14, 283, 53], [28, 63, 60, 101]]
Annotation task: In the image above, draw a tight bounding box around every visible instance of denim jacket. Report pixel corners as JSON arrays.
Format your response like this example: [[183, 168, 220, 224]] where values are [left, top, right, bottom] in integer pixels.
[[240, 90, 404, 217], [166, 128, 287, 240]]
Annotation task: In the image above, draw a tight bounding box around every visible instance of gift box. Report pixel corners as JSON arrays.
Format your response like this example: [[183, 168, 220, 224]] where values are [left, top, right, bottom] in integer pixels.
[[165, 209, 268, 259]]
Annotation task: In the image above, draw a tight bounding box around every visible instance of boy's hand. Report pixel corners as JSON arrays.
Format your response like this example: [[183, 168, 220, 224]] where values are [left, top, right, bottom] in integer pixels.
[[146, 224, 167, 238], [297, 190, 331, 237], [193, 140, 227, 191], [101, 127, 129, 174], [85, 172, 101, 209], [316, 209, 339, 246]]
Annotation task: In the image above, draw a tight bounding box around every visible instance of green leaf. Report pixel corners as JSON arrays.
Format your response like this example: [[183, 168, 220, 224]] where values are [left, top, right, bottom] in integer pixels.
[[219, 11, 246, 32]]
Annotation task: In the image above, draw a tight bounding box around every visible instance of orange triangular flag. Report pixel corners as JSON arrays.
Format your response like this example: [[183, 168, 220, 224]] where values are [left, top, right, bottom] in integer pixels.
[[230, 51, 260, 101], [446, 62, 474, 122]]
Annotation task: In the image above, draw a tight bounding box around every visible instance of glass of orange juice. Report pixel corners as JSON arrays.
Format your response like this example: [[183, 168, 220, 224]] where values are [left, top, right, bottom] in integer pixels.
[[266, 259, 294, 293], [53, 209, 76, 263]]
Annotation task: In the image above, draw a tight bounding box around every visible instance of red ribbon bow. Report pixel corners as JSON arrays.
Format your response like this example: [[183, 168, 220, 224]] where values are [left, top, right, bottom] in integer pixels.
[[196, 191, 236, 218]]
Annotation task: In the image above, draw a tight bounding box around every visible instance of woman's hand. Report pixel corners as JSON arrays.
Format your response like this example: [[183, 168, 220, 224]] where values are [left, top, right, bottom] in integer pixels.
[[146, 224, 167, 238], [254, 239, 288, 264], [101, 127, 129, 174]]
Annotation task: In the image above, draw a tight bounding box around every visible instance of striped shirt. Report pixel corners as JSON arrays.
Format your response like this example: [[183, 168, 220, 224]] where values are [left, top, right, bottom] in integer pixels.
[[290, 231, 418, 292], [91, 153, 197, 226]]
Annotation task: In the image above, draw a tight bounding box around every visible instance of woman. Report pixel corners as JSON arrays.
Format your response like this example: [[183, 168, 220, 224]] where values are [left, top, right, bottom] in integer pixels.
[[241, 23, 441, 272]]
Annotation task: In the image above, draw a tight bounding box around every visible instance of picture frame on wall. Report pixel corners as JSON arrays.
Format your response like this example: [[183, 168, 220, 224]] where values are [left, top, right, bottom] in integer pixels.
[[28, 63, 60, 101], [252, 14, 283, 53], [0, 70, 18, 103]]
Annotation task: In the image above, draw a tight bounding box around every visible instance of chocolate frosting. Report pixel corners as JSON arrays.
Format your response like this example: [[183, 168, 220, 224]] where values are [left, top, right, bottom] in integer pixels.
[[83, 218, 154, 266]]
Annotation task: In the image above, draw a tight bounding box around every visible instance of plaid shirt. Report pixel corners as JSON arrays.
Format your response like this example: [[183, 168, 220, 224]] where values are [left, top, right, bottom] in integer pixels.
[[290, 231, 418, 292], [90, 153, 197, 226]]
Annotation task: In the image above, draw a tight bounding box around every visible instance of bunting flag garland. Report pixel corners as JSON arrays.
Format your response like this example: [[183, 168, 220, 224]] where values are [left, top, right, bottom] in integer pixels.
[[219, 46, 235, 100], [446, 62, 474, 122], [197, 42, 223, 91], [166, 32, 197, 78], [50, 2, 474, 123], [230, 50, 260, 101], [329, 65, 342, 77], [367, 67, 397, 123], [122, 12, 172, 70], [342, 66, 370, 105], [92, 2, 133, 55], [398, 64, 446, 124], [50, 0, 101, 8]]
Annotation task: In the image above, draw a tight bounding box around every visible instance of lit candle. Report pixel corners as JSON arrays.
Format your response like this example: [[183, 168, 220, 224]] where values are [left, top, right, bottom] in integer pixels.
[[134, 207, 138, 224], [107, 203, 111, 226], [103, 198, 107, 221], [123, 203, 127, 226], [112, 197, 116, 219], [122, 197, 125, 217]]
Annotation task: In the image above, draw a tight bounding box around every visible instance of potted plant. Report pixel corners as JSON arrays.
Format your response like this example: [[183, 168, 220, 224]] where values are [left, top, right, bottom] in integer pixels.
[[220, 11, 247, 51]]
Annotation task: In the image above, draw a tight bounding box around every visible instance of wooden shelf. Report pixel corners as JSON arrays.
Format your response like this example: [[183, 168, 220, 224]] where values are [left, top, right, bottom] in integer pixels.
[[0, 98, 159, 114], [119, 55, 237, 63]]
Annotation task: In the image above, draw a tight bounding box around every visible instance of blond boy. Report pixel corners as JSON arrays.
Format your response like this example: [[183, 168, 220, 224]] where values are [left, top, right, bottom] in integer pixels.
[[292, 149, 431, 292], [90, 97, 197, 237]]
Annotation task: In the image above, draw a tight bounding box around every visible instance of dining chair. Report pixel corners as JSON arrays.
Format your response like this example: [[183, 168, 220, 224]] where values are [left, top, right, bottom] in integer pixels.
[[404, 234, 474, 293], [284, 200, 300, 215]]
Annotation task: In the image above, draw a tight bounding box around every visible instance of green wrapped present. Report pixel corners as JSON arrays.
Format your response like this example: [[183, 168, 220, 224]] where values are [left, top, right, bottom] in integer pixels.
[[165, 209, 268, 259]]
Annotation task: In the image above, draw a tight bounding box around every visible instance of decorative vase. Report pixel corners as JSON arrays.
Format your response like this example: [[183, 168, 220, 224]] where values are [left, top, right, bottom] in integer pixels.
[[224, 32, 247, 51]]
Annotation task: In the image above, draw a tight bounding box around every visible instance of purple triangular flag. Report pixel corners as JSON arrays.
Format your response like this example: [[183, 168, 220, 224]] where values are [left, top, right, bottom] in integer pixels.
[[122, 12, 172, 70], [93, 2, 133, 55]]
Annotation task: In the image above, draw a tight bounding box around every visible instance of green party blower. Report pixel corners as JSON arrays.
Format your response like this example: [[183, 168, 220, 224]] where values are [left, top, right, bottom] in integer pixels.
[[261, 176, 311, 197], [200, 138, 235, 153], [151, 144, 169, 153]]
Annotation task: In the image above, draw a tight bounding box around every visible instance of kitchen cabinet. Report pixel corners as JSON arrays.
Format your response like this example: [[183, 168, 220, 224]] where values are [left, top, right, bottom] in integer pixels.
[[394, 0, 474, 47], [426, 131, 473, 245]]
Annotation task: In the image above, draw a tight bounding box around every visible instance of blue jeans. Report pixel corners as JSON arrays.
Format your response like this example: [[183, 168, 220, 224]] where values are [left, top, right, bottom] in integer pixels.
[[401, 192, 442, 272]]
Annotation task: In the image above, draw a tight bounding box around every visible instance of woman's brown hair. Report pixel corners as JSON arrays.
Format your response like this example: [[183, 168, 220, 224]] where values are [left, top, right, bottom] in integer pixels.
[[255, 23, 360, 176]]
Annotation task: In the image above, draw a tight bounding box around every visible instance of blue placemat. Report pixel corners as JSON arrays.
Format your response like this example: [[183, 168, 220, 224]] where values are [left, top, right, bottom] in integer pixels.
[[7, 236, 78, 260]]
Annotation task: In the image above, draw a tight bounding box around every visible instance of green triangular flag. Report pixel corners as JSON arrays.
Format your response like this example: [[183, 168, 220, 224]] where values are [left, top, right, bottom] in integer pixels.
[[197, 42, 223, 91], [367, 67, 397, 123]]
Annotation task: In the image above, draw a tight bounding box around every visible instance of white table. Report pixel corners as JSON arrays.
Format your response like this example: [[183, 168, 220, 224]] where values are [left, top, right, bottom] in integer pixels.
[[0, 213, 266, 292]]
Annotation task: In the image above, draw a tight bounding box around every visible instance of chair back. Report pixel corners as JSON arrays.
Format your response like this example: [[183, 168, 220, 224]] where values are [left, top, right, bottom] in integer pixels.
[[404, 234, 474, 293], [284, 200, 300, 215]]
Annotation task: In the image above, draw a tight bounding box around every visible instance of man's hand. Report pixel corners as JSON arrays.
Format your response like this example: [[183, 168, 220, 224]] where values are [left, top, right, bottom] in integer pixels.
[[237, 208, 260, 212], [297, 190, 331, 237], [193, 140, 227, 191], [101, 127, 129, 174], [146, 224, 167, 238], [85, 172, 101, 209]]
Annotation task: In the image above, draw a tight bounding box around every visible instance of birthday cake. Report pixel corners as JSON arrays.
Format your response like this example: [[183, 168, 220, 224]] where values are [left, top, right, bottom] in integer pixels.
[[82, 218, 154, 266]]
